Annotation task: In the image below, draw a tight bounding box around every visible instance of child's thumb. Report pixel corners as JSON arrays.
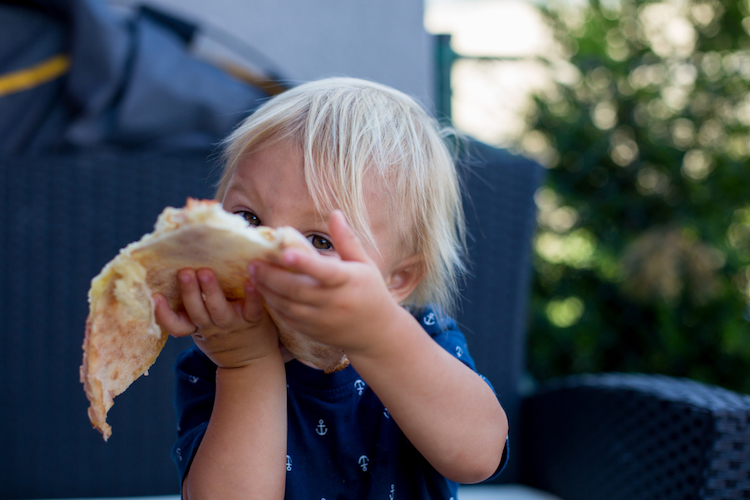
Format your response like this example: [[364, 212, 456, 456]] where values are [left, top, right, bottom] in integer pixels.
[[329, 210, 370, 263], [241, 278, 266, 322]]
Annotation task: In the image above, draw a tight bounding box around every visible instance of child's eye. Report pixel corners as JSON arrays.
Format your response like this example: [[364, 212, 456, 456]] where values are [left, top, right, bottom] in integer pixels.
[[307, 234, 334, 251], [236, 211, 261, 227]]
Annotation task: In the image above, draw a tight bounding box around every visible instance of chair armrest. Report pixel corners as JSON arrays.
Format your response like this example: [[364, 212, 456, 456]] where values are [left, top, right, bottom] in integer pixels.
[[519, 373, 750, 500]]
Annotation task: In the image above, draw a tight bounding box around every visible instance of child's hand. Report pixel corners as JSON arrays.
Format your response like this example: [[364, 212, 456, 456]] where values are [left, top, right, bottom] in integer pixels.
[[250, 211, 404, 356], [153, 268, 280, 368]]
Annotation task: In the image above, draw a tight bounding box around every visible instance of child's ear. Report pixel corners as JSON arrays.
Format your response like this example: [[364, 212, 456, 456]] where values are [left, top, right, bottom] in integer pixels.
[[385, 254, 425, 303]]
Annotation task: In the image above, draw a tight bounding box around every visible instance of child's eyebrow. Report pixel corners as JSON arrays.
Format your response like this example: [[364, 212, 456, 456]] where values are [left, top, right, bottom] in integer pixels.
[[224, 176, 261, 206], [224, 180, 330, 231], [224, 181, 250, 199]]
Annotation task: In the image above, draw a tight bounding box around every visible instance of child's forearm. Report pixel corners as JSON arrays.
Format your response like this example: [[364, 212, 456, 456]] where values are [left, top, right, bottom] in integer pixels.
[[346, 307, 508, 484], [183, 352, 287, 500]]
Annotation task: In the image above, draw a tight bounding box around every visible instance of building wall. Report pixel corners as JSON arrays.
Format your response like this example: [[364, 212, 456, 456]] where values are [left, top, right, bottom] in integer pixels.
[[146, 0, 436, 110]]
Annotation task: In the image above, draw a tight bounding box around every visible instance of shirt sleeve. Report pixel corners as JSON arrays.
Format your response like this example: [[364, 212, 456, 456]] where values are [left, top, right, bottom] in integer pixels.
[[171, 345, 217, 485], [414, 308, 477, 372], [413, 307, 510, 481]]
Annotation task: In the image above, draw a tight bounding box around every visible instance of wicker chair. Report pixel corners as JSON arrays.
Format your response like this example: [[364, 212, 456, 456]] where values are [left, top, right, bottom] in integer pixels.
[[1, 144, 748, 499], [458, 141, 750, 499]]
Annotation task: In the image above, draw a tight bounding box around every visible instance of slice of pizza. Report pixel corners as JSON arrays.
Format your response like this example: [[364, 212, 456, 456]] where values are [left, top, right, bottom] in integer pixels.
[[80, 198, 349, 440]]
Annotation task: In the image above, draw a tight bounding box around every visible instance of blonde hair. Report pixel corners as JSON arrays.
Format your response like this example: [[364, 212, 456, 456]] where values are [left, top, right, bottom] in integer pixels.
[[217, 77, 465, 314]]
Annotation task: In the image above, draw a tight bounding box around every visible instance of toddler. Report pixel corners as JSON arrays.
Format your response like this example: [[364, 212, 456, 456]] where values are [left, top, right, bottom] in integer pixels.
[[154, 77, 508, 499]]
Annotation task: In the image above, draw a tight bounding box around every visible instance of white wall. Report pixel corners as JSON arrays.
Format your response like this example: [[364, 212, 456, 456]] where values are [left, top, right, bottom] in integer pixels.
[[143, 0, 436, 110]]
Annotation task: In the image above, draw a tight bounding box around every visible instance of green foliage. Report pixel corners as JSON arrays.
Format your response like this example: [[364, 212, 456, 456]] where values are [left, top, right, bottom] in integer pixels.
[[524, 0, 750, 393]]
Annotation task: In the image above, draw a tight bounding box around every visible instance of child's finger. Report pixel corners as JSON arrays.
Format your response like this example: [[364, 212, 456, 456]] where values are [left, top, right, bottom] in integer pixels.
[[327, 210, 371, 264], [274, 249, 347, 295], [252, 258, 332, 301], [241, 278, 266, 322], [196, 268, 236, 328], [153, 293, 196, 337], [268, 210, 371, 286], [257, 282, 316, 328], [178, 268, 212, 329]]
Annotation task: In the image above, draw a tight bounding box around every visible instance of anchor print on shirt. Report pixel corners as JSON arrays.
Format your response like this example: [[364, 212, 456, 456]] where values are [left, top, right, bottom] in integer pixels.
[[455, 346, 463, 358], [188, 375, 199, 384], [358, 455, 369, 471], [389, 484, 395, 499], [422, 312, 436, 326], [286, 455, 292, 471], [354, 379, 366, 396], [316, 419, 328, 436]]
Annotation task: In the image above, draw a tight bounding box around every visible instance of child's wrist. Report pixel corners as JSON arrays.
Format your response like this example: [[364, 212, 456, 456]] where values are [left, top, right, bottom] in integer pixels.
[[344, 303, 413, 362], [199, 331, 282, 368], [214, 345, 284, 372]]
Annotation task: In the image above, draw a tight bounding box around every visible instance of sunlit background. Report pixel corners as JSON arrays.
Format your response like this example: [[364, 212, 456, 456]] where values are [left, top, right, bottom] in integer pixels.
[[425, 0, 557, 146], [426, 0, 750, 394]]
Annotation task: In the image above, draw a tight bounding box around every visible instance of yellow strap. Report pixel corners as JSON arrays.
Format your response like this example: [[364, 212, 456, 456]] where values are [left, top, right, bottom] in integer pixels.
[[0, 54, 71, 98]]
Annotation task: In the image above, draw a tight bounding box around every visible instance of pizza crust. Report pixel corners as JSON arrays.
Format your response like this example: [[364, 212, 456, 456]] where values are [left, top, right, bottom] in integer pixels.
[[80, 199, 349, 440]]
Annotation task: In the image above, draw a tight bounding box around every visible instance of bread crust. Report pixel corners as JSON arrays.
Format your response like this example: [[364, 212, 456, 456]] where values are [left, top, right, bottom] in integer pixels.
[[81, 199, 348, 440]]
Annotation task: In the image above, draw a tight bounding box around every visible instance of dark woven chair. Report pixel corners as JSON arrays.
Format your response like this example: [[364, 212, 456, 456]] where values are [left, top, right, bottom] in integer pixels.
[[521, 373, 750, 499], [0, 149, 214, 498], [1, 145, 749, 499]]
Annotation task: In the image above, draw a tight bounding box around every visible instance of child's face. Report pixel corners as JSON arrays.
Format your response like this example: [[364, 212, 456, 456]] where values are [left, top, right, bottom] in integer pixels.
[[221, 139, 408, 282]]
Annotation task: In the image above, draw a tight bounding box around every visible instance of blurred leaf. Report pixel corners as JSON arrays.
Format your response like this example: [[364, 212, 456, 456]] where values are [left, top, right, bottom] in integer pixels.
[[522, 0, 750, 393]]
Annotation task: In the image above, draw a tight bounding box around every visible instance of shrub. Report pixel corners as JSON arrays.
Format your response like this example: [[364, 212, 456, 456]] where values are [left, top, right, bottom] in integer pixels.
[[523, 0, 750, 393]]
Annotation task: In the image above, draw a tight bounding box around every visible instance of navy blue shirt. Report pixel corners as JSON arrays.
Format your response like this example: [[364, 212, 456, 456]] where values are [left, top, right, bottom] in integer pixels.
[[172, 307, 508, 499]]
